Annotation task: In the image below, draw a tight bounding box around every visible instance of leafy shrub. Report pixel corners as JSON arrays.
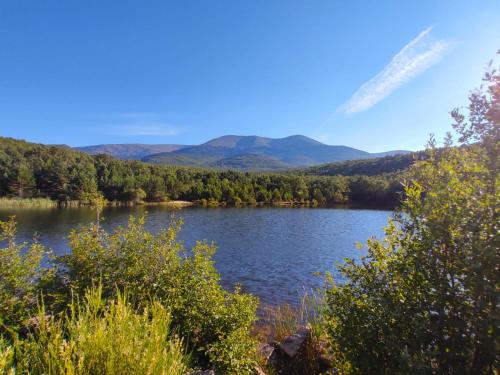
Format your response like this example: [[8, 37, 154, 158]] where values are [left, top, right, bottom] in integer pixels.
[[324, 62, 499, 374], [55, 215, 258, 373], [0, 217, 52, 335]]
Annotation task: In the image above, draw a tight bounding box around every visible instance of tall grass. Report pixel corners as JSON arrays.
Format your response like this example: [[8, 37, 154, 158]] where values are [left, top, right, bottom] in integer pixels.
[[262, 291, 328, 342], [8, 286, 188, 375], [259, 291, 330, 375], [0, 337, 14, 374], [0, 197, 58, 208]]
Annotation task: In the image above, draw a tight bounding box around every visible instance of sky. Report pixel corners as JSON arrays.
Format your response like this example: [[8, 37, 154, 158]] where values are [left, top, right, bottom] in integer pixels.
[[1, 0, 499, 152]]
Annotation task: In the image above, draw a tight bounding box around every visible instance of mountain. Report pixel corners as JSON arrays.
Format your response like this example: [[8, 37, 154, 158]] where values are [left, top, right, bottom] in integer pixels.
[[76, 135, 411, 170], [74, 144, 187, 160]]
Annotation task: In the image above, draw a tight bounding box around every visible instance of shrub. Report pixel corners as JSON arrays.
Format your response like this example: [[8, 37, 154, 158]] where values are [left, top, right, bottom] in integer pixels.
[[0, 217, 52, 335], [55, 215, 259, 373], [324, 61, 499, 374]]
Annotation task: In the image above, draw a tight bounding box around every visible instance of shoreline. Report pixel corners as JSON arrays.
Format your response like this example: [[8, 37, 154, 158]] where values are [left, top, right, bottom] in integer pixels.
[[0, 197, 396, 211]]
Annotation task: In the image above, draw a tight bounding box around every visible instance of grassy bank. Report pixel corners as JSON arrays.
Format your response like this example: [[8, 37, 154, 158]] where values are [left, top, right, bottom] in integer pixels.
[[0, 197, 59, 208], [0, 196, 395, 210]]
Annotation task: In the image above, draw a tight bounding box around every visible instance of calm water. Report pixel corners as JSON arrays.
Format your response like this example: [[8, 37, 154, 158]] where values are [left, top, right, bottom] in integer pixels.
[[0, 206, 392, 306]]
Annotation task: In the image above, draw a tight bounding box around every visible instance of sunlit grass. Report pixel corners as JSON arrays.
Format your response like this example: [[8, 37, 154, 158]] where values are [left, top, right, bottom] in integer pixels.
[[258, 291, 330, 375], [262, 291, 327, 342], [10, 286, 188, 375], [0, 197, 57, 208]]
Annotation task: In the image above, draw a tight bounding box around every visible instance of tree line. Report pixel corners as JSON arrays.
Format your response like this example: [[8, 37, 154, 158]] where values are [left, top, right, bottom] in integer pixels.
[[297, 151, 423, 176], [0, 137, 404, 207]]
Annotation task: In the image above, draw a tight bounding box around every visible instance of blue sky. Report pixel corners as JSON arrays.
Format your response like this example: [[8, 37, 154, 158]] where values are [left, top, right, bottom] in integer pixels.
[[1, 0, 499, 152]]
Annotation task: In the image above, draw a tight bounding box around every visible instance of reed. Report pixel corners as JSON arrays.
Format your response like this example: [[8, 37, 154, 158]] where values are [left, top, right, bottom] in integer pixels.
[[0, 197, 58, 208], [258, 291, 330, 375]]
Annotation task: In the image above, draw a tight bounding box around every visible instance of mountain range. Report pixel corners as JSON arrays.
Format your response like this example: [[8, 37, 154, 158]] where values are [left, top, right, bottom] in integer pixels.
[[75, 135, 410, 171]]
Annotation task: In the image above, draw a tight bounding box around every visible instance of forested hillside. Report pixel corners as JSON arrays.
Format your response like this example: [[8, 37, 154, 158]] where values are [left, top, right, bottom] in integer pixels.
[[298, 152, 424, 176], [0, 137, 403, 206], [75, 143, 187, 159]]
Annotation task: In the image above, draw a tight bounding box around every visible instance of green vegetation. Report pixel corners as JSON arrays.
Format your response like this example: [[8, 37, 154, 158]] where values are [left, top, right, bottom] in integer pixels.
[[298, 151, 422, 176], [211, 153, 290, 171], [0, 197, 58, 208], [0, 218, 52, 333], [0, 136, 403, 207], [323, 62, 499, 374], [0, 215, 258, 374], [3, 287, 187, 374], [260, 292, 330, 375]]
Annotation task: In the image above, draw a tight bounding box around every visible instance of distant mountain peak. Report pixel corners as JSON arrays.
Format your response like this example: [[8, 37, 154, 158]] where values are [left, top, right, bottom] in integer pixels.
[[203, 135, 271, 148], [281, 134, 324, 144]]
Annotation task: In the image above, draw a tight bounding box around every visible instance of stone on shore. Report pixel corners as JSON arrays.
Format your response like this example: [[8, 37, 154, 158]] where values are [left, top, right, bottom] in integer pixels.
[[278, 326, 311, 358]]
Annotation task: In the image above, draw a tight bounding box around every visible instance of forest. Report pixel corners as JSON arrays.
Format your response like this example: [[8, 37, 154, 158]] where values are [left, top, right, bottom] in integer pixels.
[[297, 151, 423, 176], [0, 137, 406, 207]]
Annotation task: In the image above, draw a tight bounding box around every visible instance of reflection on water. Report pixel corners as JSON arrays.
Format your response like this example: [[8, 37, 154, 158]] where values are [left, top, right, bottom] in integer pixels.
[[0, 206, 392, 306]]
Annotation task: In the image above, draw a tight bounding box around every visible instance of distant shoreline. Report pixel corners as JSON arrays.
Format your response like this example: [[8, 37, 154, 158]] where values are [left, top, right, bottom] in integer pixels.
[[0, 197, 396, 210]]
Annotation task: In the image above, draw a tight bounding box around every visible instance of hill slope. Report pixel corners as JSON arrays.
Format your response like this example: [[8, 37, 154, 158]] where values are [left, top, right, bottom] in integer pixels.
[[75, 144, 187, 160], [298, 151, 425, 176], [210, 154, 289, 171]]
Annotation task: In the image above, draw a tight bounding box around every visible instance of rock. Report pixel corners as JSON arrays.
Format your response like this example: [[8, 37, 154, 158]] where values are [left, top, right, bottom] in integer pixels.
[[190, 371, 214, 375], [257, 343, 275, 360], [278, 326, 311, 358]]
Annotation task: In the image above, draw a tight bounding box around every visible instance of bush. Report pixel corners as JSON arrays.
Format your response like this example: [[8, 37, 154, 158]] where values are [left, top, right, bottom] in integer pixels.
[[0, 217, 52, 335], [55, 215, 258, 373], [324, 62, 499, 374]]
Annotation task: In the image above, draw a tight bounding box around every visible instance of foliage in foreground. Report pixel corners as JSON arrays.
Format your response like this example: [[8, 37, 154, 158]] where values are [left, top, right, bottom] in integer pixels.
[[3, 286, 187, 375], [0, 218, 51, 335], [58, 215, 259, 373], [324, 60, 499, 374], [0, 214, 258, 374], [261, 292, 330, 375]]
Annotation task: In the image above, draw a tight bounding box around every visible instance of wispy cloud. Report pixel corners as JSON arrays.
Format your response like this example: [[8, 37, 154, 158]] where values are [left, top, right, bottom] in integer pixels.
[[103, 112, 173, 120], [113, 112, 160, 119], [93, 112, 183, 137], [339, 26, 451, 116], [107, 123, 181, 137]]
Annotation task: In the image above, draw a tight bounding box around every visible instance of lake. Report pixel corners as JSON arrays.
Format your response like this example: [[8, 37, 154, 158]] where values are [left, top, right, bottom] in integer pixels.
[[0, 206, 392, 306]]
